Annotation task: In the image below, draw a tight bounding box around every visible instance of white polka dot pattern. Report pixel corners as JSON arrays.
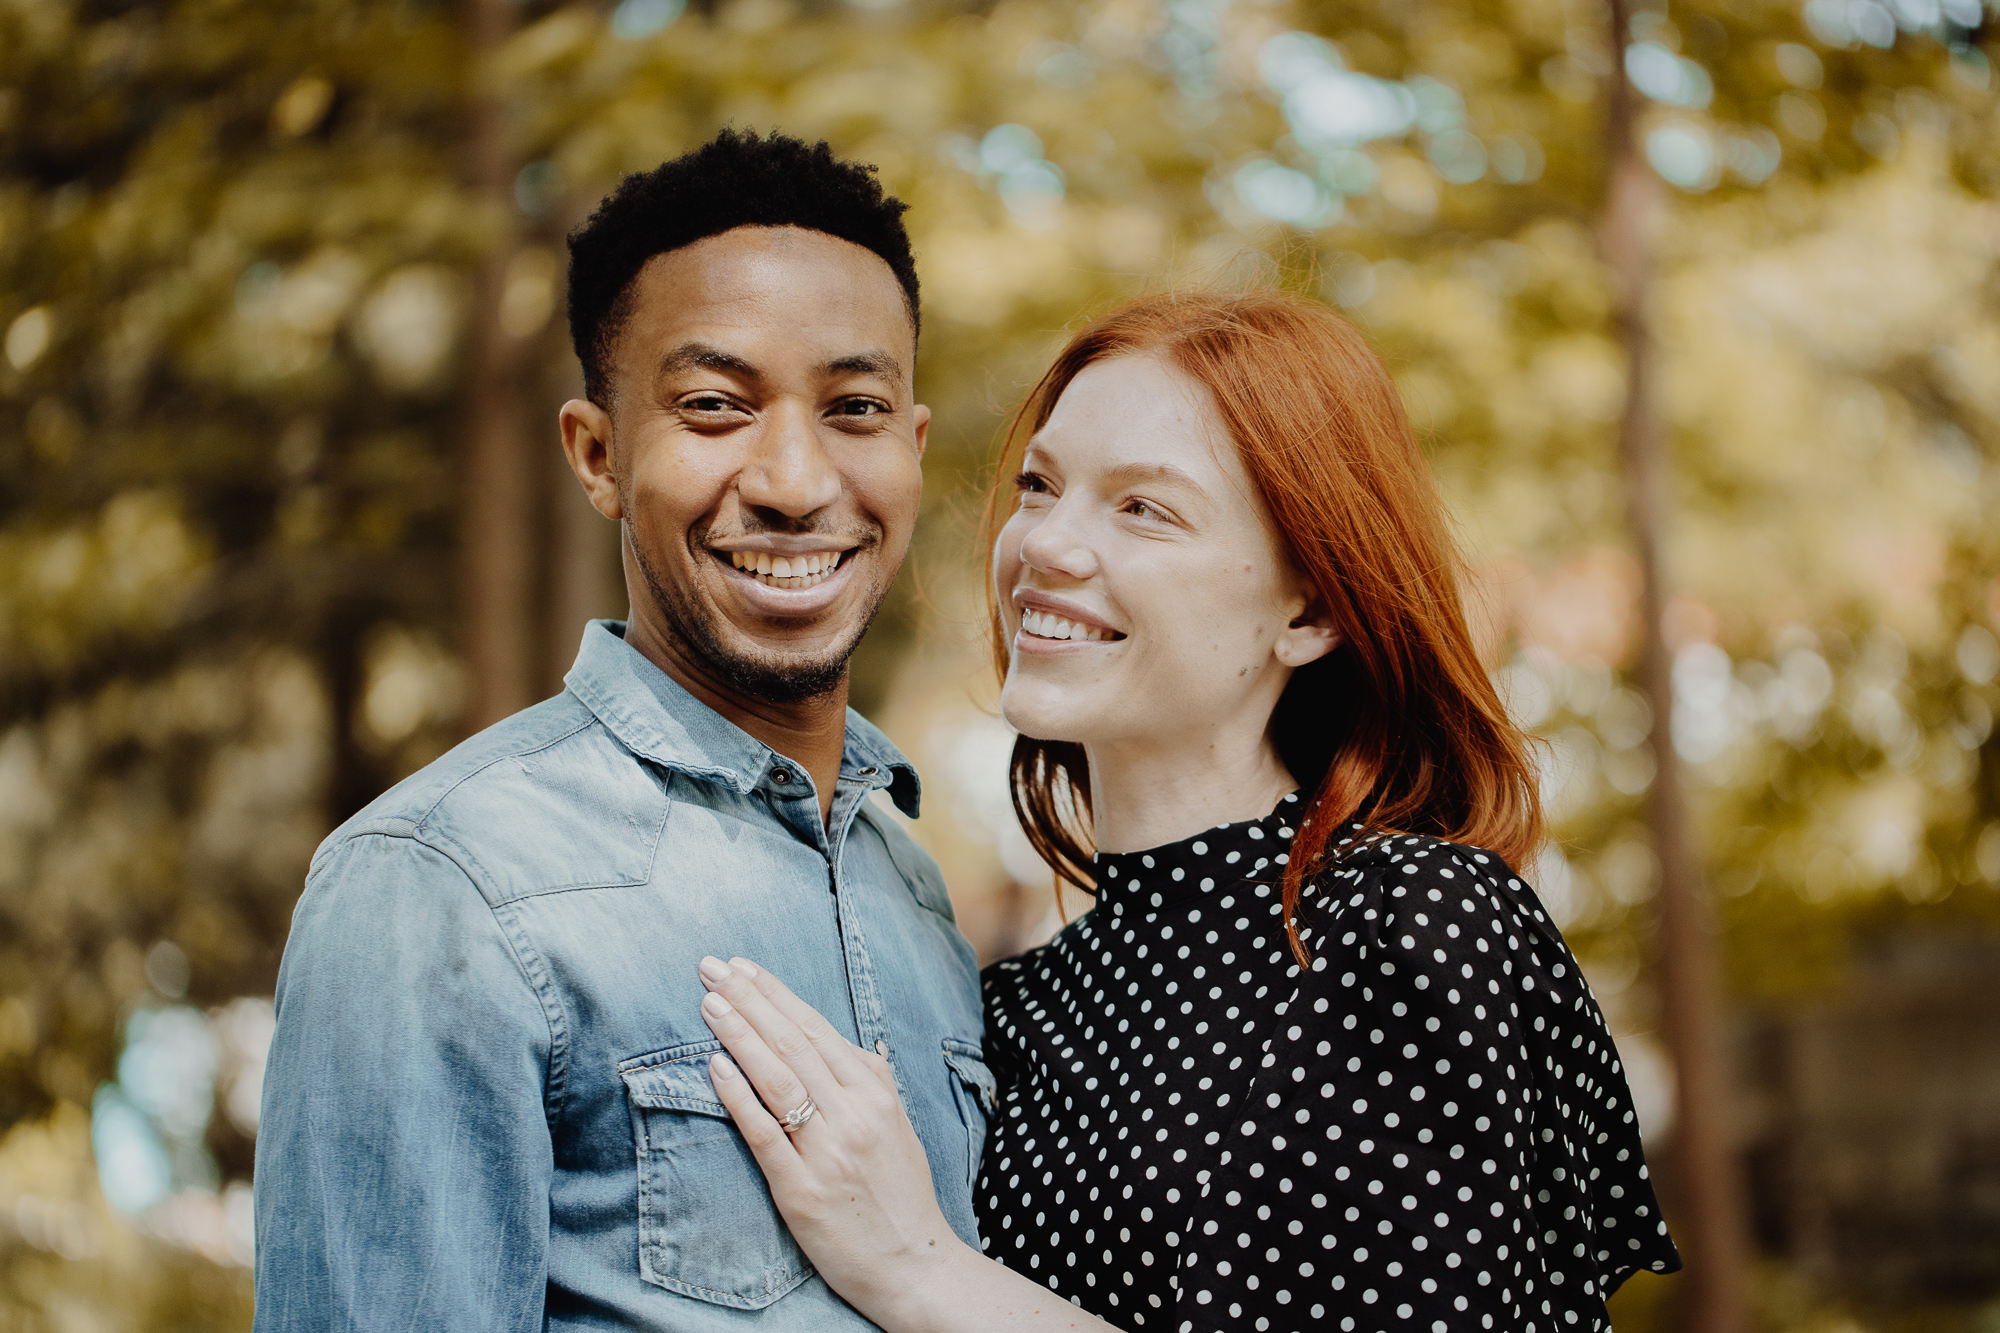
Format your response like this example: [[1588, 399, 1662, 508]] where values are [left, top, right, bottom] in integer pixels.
[[976, 795, 1680, 1331]]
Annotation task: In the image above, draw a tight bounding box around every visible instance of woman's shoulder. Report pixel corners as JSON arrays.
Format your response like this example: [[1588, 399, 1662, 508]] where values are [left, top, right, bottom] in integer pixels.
[[1303, 827, 1548, 924], [1295, 827, 1580, 997]]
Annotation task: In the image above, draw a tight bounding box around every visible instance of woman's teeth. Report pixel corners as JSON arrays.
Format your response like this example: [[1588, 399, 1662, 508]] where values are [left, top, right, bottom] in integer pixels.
[[1021, 609, 1115, 642], [728, 550, 841, 589]]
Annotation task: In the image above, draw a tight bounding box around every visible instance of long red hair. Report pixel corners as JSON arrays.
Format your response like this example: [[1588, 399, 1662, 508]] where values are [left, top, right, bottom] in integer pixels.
[[983, 290, 1543, 962]]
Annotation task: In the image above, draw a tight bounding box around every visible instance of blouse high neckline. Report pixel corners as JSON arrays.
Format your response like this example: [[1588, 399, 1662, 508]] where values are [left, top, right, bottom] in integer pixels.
[[1088, 791, 1300, 912]]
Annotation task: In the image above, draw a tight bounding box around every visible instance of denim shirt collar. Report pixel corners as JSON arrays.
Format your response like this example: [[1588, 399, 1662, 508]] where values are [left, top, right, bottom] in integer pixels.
[[563, 620, 922, 818]]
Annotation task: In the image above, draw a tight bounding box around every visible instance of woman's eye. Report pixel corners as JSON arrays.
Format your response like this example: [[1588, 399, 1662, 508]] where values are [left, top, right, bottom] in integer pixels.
[[1124, 498, 1165, 521]]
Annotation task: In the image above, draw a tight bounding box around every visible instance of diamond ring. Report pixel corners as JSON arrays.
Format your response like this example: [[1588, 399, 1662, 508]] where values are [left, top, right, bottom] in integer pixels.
[[780, 1096, 817, 1134]]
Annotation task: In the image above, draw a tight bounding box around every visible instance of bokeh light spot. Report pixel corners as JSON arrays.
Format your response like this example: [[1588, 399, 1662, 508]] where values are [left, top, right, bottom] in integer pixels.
[[610, 0, 684, 40], [1646, 123, 1716, 190]]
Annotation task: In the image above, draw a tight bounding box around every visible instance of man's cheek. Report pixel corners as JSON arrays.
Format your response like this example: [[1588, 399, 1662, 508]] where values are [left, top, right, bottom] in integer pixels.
[[879, 459, 926, 529]]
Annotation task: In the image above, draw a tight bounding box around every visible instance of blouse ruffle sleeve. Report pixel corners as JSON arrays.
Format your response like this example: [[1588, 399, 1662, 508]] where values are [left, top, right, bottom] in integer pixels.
[[1171, 833, 1679, 1333]]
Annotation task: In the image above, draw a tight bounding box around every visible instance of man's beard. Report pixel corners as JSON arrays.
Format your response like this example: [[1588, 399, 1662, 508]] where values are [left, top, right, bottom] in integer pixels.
[[629, 525, 887, 706]]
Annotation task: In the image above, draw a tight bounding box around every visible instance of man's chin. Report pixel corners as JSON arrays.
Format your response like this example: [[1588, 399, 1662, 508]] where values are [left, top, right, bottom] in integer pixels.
[[666, 607, 878, 707], [632, 540, 887, 707], [707, 642, 854, 705]]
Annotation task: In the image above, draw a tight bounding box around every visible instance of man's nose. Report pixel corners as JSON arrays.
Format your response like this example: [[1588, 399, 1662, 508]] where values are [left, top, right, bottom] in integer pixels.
[[738, 403, 841, 520]]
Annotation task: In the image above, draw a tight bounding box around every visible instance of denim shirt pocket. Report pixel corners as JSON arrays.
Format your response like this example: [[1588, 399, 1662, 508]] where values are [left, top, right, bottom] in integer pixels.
[[618, 1040, 813, 1310], [941, 1037, 996, 1192]]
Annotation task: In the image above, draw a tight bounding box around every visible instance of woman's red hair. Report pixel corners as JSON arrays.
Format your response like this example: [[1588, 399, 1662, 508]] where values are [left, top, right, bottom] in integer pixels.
[[983, 290, 1543, 963]]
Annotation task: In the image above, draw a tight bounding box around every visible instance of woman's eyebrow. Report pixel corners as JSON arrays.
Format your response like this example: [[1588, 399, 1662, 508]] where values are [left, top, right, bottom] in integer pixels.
[[1102, 460, 1206, 493]]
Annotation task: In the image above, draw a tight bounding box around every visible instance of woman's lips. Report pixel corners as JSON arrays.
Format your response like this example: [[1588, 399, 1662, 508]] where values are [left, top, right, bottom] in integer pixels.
[[1019, 608, 1123, 643]]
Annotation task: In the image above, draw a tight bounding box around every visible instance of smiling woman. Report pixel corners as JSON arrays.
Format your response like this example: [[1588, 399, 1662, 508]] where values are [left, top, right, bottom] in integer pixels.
[[993, 350, 1341, 862], [696, 290, 1679, 1333], [988, 292, 1544, 916]]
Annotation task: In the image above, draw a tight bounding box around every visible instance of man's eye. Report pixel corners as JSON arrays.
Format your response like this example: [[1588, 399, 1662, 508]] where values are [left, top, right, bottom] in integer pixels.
[[831, 399, 887, 416], [682, 395, 737, 413]]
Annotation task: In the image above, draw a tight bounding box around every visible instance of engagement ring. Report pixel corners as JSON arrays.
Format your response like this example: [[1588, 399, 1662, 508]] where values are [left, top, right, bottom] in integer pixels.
[[781, 1096, 817, 1133]]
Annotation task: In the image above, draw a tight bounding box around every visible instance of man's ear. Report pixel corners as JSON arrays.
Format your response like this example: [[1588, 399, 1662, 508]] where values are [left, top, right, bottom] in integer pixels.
[[560, 399, 622, 521], [1275, 588, 1341, 669], [912, 402, 930, 460]]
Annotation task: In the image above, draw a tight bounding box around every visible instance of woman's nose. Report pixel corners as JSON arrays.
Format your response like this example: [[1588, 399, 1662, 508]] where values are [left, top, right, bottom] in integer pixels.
[[1016, 500, 1098, 581]]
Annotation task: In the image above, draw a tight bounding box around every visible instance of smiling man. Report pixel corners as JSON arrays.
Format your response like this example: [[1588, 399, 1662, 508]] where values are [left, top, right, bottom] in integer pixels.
[[253, 132, 991, 1332]]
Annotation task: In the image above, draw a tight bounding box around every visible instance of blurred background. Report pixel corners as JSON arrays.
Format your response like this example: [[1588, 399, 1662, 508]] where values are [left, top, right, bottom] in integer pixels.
[[2, 0, 1997, 1327]]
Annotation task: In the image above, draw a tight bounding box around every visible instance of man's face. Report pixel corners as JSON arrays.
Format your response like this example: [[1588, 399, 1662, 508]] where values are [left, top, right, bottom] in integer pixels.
[[564, 226, 927, 705]]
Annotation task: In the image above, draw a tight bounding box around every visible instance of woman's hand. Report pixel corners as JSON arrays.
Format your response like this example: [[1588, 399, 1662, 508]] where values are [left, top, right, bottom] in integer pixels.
[[696, 957, 972, 1327]]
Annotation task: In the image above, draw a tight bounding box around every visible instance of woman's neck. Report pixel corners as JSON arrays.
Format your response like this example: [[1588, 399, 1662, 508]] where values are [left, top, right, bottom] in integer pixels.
[[1085, 730, 1297, 855]]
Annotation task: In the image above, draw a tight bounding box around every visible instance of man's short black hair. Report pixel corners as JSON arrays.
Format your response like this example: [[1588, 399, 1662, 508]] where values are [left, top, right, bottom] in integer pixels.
[[566, 128, 921, 405]]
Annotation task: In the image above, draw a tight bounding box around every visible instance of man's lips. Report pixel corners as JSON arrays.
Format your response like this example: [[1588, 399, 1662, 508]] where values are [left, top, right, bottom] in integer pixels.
[[718, 547, 851, 590]]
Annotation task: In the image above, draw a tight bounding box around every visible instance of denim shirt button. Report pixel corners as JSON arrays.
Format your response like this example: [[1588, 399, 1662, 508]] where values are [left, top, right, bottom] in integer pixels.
[[875, 1039, 890, 1057], [771, 769, 791, 784], [858, 766, 878, 777]]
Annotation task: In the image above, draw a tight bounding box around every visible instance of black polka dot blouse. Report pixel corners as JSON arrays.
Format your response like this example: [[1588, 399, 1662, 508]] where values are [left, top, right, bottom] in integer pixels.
[[975, 794, 1679, 1332]]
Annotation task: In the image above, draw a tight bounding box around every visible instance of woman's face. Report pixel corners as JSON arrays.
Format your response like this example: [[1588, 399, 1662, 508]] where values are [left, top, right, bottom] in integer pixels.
[[996, 353, 1334, 754]]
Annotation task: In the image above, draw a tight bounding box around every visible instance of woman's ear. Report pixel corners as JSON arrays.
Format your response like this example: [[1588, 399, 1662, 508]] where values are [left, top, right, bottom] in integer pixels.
[[1274, 590, 1341, 669]]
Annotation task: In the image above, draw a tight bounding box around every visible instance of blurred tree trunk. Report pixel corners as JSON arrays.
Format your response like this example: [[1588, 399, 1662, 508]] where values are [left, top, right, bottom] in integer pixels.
[[1601, 2, 1751, 1329], [461, 0, 534, 732]]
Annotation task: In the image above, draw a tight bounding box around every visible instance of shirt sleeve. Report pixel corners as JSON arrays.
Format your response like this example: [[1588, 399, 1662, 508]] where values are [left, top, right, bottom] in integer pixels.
[[1171, 837, 1677, 1333], [252, 833, 557, 1333]]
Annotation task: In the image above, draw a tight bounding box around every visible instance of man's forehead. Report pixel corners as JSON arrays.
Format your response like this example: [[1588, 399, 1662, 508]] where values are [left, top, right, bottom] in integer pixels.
[[634, 228, 909, 321], [621, 228, 916, 373]]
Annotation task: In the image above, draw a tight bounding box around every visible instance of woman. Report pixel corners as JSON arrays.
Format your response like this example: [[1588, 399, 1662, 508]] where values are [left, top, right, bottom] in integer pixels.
[[693, 290, 1679, 1331]]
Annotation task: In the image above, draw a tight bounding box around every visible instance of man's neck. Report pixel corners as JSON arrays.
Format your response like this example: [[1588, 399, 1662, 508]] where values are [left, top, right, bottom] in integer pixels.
[[622, 618, 849, 827]]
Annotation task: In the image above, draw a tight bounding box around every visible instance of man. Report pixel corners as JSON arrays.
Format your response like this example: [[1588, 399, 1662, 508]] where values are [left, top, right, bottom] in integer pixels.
[[254, 131, 992, 1330]]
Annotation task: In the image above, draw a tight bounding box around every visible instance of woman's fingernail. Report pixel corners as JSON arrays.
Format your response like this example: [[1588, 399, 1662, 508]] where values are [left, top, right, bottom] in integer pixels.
[[711, 1053, 739, 1080], [730, 958, 760, 977], [702, 991, 732, 1017], [698, 956, 732, 983]]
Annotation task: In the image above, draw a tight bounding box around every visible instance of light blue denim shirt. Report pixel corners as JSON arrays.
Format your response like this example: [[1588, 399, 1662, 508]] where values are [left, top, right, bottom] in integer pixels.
[[254, 621, 991, 1330]]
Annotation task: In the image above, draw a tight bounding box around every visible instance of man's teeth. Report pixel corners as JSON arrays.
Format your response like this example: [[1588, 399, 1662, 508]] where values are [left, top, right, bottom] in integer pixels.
[[727, 550, 843, 589], [1021, 609, 1114, 642]]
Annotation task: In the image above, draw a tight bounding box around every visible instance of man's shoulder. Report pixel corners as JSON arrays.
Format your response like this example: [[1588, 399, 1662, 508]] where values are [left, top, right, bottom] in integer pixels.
[[310, 690, 667, 903]]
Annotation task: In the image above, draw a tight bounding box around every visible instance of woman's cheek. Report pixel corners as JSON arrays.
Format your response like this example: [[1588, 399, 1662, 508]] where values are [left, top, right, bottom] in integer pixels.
[[993, 521, 1026, 635]]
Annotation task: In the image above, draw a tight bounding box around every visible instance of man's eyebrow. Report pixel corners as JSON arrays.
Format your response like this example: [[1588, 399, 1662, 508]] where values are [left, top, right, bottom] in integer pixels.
[[821, 350, 904, 385], [655, 342, 760, 380]]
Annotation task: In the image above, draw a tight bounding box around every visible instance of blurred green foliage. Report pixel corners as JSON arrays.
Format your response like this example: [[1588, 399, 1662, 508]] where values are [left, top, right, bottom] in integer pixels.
[[1, 0, 1996, 1326]]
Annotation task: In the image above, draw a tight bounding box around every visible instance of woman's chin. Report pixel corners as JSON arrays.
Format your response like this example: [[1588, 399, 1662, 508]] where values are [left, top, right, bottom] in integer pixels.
[[998, 689, 1098, 747]]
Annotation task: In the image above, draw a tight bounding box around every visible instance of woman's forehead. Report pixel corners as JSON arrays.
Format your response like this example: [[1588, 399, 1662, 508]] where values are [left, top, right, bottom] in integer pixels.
[[1032, 355, 1243, 485]]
